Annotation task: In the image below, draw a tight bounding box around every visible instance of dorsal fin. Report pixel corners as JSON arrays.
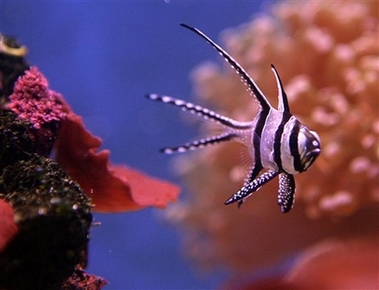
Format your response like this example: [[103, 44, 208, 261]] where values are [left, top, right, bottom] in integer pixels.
[[147, 94, 251, 130], [181, 23, 271, 111], [270, 64, 290, 113]]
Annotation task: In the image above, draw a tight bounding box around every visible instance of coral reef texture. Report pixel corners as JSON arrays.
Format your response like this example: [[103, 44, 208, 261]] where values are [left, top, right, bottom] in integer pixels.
[[167, 0, 378, 287]]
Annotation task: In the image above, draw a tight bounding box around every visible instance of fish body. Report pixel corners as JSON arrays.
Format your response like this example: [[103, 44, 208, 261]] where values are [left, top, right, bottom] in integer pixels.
[[147, 24, 321, 213]]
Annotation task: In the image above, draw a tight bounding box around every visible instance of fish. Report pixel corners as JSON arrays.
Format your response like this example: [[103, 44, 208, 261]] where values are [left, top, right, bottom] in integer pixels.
[[147, 23, 321, 213]]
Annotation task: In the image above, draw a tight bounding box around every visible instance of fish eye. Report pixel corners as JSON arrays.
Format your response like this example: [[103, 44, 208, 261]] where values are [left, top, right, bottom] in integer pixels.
[[304, 135, 321, 169], [298, 127, 321, 170]]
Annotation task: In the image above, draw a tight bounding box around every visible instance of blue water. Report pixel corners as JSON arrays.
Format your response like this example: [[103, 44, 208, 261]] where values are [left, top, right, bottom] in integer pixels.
[[0, 2, 267, 289]]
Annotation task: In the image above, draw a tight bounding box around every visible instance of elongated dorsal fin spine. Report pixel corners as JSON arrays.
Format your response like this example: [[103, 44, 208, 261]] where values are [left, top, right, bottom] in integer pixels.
[[180, 23, 271, 111], [147, 94, 251, 130], [270, 64, 290, 113]]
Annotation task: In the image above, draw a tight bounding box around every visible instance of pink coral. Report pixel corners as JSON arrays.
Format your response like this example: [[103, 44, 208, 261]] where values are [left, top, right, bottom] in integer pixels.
[[8, 66, 66, 129], [62, 267, 108, 290]]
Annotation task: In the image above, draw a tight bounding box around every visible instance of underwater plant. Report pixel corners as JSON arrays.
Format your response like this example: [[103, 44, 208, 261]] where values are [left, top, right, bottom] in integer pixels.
[[163, 1, 378, 288], [0, 33, 179, 289]]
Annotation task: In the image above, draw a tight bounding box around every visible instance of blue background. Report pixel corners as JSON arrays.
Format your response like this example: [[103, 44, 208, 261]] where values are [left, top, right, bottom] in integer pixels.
[[1, 1, 267, 289]]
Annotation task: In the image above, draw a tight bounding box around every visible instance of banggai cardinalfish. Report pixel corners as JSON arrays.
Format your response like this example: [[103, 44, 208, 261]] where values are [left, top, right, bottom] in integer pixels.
[[147, 24, 321, 213]]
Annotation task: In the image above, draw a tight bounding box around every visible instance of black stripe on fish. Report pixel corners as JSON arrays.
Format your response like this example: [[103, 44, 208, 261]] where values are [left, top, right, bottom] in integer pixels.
[[289, 121, 303, 172], [273, 112, 292, 173], [250, 107, 269, 179]]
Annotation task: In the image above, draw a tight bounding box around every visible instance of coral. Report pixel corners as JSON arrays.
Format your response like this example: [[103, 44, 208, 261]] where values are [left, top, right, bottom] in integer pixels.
[[0, 155, 92, 289], [7, 67, 67, 156], [166, 0, 379, 283], [224, 237, 379, 289], [8, 66, 66, 130], [0, 109, 37, 170], [282, 238, 379, 289], [61, 267, 107, 290]]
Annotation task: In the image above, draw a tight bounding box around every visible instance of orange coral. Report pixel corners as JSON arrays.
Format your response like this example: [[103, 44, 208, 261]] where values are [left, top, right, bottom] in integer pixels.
[[166, 0, 379, 281], [223, 237, 379, 289]]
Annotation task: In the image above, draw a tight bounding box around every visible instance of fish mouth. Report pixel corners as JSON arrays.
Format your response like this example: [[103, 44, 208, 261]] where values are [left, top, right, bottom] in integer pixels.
[[303, 148, 321, 170], [308, 148, 321, 156]]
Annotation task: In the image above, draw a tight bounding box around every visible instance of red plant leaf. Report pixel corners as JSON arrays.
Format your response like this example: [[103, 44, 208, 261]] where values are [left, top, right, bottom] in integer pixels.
[[54, 111, 180, 212], [0, 199, 18, 252]]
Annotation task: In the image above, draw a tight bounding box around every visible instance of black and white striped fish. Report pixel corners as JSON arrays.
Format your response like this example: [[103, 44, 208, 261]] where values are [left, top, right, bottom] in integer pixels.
[[147, 24, 321, 213]]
